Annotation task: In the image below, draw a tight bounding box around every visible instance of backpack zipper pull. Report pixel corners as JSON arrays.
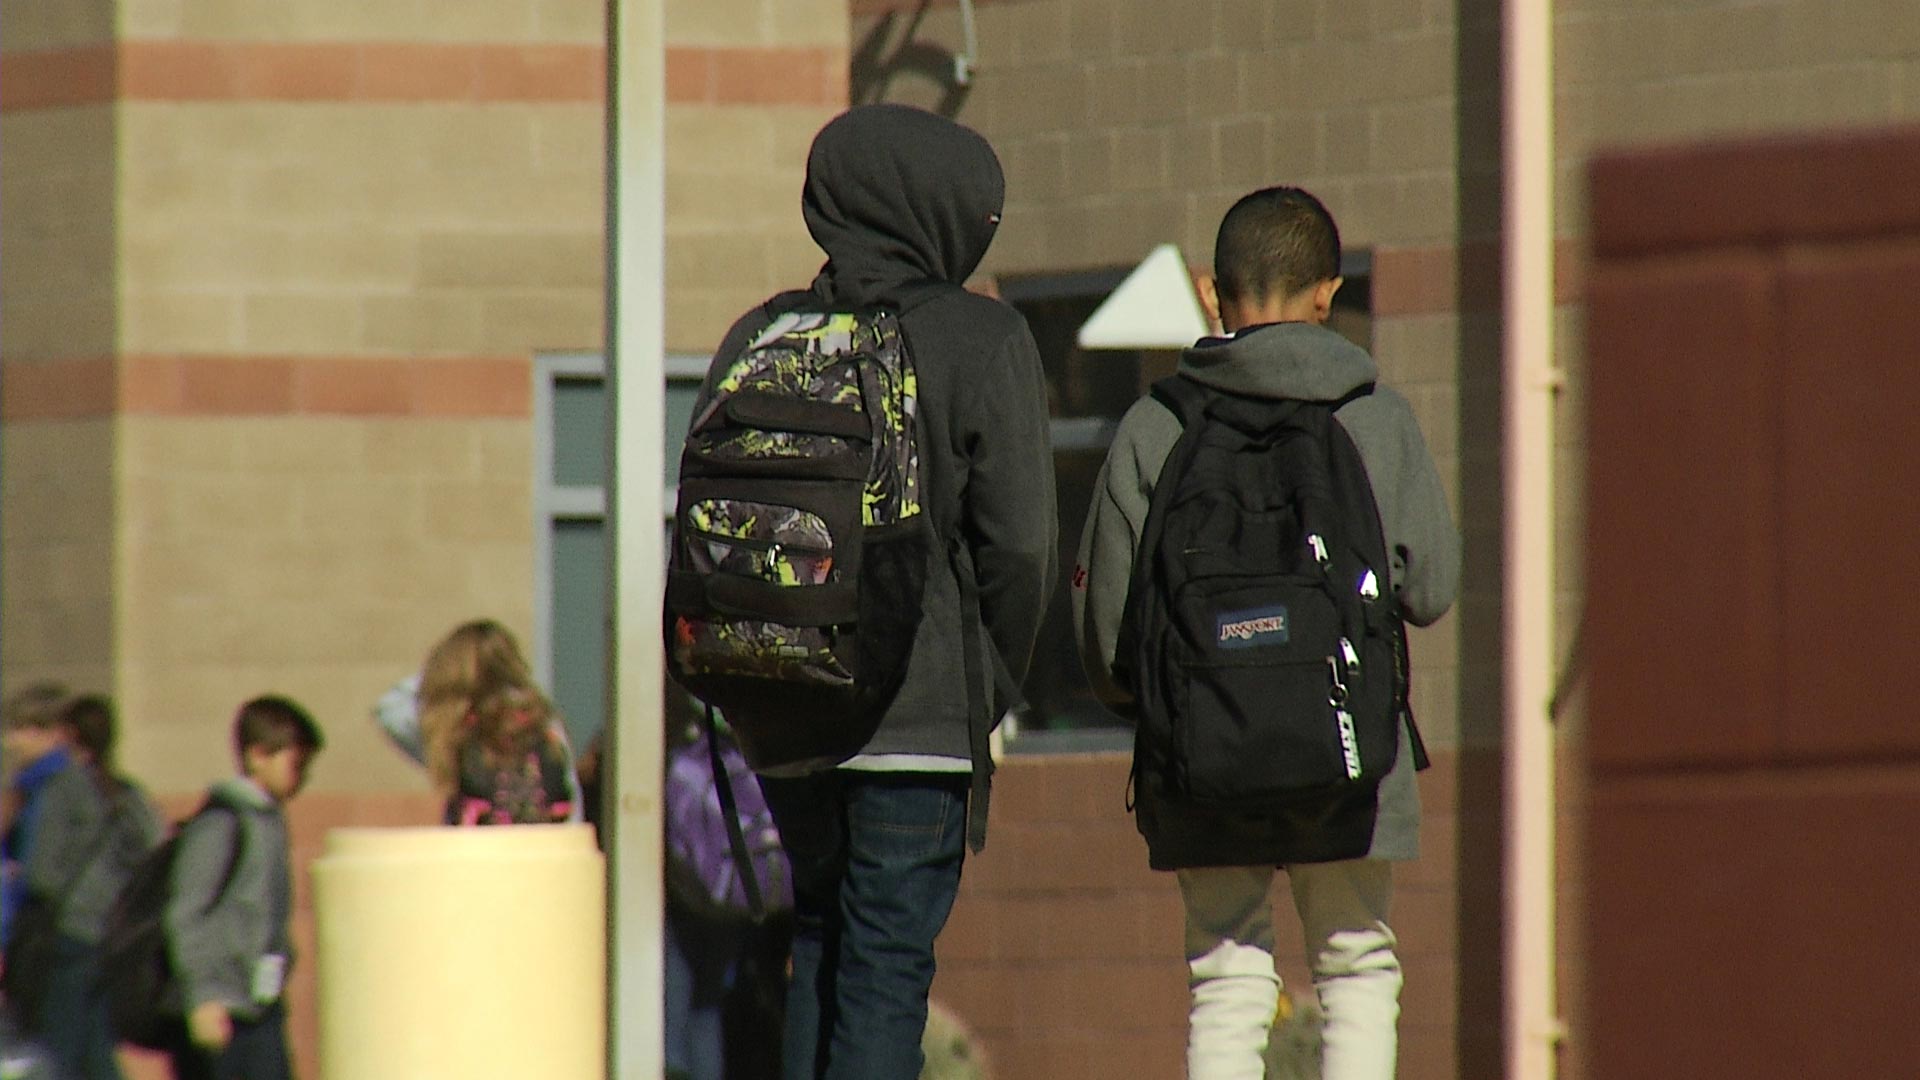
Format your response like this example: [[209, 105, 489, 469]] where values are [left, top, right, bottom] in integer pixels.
[[1327, 655, 1349, 706], [1308, 533, 1330, 566]]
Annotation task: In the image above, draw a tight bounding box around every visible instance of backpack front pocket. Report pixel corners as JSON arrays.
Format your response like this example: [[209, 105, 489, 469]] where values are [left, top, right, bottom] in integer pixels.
[[686, 499, 837, 586], [1170, 575, 1352, 805]]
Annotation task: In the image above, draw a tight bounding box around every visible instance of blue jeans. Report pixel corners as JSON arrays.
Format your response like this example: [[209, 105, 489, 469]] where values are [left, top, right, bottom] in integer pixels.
[[759, 770, 968, 1080], [664, 910, 737, 1080]]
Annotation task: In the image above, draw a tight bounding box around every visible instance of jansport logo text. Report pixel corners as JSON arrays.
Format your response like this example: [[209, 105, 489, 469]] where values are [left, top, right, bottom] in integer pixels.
[[1216, 606, 1289, 649]]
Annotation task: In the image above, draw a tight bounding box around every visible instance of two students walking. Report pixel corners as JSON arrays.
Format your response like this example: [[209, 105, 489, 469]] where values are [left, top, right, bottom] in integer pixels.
[[672, 104, 1458, 1080]]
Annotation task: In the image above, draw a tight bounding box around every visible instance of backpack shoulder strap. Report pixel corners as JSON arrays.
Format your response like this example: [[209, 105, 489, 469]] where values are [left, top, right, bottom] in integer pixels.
[[1147, 374, 1210, 430], [1330, 381, 1376, 411], [1136, 375, 1219, 559], [702, 705, 768, 922], [1319, 381, 1431, 771], [185, 796, 250, 917], [1114, 376, 1223, 683]]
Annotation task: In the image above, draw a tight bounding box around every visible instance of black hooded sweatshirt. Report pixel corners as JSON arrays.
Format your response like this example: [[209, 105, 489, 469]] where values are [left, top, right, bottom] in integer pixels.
[[700, 105, 1058, 771]]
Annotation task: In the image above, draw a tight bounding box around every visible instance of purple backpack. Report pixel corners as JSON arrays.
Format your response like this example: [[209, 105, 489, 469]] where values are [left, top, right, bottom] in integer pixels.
[[664, 725, 792, 922]]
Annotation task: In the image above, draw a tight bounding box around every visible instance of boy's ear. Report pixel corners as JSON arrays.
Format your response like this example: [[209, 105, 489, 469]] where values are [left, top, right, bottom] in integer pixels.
[[1312, 276, 1344, 323], [1197, 275, 1222, 333]]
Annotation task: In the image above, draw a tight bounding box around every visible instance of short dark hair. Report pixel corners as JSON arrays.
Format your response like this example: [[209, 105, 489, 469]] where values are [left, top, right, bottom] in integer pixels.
[[61, 694, 118, 769], [233, 695, 324, 761], [1213, 186, 1342, 304]]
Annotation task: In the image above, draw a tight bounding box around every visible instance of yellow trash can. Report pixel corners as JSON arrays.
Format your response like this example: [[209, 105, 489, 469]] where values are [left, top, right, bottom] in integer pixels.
[[311, 824, 605, 1080]]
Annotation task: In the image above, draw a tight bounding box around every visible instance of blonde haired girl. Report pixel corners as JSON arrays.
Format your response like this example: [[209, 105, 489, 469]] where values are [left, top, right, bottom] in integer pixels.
[[407, 619, 580, 826]]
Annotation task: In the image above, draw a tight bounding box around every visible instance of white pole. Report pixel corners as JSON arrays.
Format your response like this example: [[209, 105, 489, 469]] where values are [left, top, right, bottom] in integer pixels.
[[605, 0, 666, 1077], [1502, 0, 1562, 1076]]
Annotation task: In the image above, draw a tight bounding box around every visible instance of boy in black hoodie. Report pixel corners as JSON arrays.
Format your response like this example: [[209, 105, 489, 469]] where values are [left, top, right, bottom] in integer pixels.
[[1072, 188, 1460, 1079], [696, 104, 1057, 1080]]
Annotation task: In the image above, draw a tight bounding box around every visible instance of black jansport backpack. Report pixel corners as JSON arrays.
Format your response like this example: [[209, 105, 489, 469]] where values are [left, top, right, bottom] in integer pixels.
[[1117, 375, 1425, 836], [664, 302, 933, 773], [99, 798, 247, 1050]]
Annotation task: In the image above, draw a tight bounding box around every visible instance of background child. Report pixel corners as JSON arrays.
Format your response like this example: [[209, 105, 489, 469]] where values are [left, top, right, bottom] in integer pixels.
[[19, 695, 162, 1080], [166, 695, 324, 1080], [414, 619, 579, 826], [3, 682, 73, 949]]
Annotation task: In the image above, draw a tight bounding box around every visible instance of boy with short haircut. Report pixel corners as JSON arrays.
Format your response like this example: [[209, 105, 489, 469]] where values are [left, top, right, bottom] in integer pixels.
[[1072, 187, 1460, 1079], [166, 695, 325, 1080]]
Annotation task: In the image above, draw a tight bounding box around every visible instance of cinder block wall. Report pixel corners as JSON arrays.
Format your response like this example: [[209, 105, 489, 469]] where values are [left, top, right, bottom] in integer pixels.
[[0, 2, 120, 700]]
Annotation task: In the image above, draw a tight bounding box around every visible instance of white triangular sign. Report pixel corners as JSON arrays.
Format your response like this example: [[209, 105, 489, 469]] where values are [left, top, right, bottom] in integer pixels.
[[1076, 243, 1210, 350]]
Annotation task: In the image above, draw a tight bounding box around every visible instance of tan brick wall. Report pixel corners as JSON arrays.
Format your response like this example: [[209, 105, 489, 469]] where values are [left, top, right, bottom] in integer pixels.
[[114, 416, 533, 793], [0, 422, 117, 696], [669, 0, 845, 46], [0, 0, 115, 50], [116, 102, 604, 357], [663, 102, 844, 350], [855, 0, 1467, 278], [1, 100, 119, 701], [105, 76, 596, 790], [659, 0, 847, 351], [118, 0, 605, 44], [0, 108, 118, 361], [1559, 0, 1920, 231]]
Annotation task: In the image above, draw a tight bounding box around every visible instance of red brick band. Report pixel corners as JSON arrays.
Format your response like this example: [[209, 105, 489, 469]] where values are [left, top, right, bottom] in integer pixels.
[[0, 42, 848, 111], [0, 354, 531, 421]]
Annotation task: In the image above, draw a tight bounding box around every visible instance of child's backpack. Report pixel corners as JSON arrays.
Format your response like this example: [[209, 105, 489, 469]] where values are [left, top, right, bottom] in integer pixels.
[[1117, 376, 1426, 854], [446, 728, 576, 826], [664, 301, 934, 774], [1, 779, 140, 1032], [98, 796, 247, 1050], [664, 714, 792, 924]]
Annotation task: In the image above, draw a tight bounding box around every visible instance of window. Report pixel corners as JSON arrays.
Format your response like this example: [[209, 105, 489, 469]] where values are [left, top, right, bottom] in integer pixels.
[[532, 351, 709, 750], [997, 268, 1145, 750]]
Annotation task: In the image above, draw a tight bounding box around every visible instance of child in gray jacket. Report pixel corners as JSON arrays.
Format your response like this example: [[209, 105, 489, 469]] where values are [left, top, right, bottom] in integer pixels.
[[22, 695, 162, 1080], [165, 696, 324, 1080], [1072, 187, 1460, 1080]]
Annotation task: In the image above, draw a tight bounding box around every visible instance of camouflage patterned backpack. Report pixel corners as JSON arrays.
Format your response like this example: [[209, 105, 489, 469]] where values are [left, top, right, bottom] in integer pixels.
[[665, 303, 934, 774]]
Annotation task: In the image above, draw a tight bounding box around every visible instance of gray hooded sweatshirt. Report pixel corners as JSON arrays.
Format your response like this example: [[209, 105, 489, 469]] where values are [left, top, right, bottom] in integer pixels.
[[1072, 320, 1460, 864], [165, 777, 295, 1020], [23, 761, 162, 944]]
